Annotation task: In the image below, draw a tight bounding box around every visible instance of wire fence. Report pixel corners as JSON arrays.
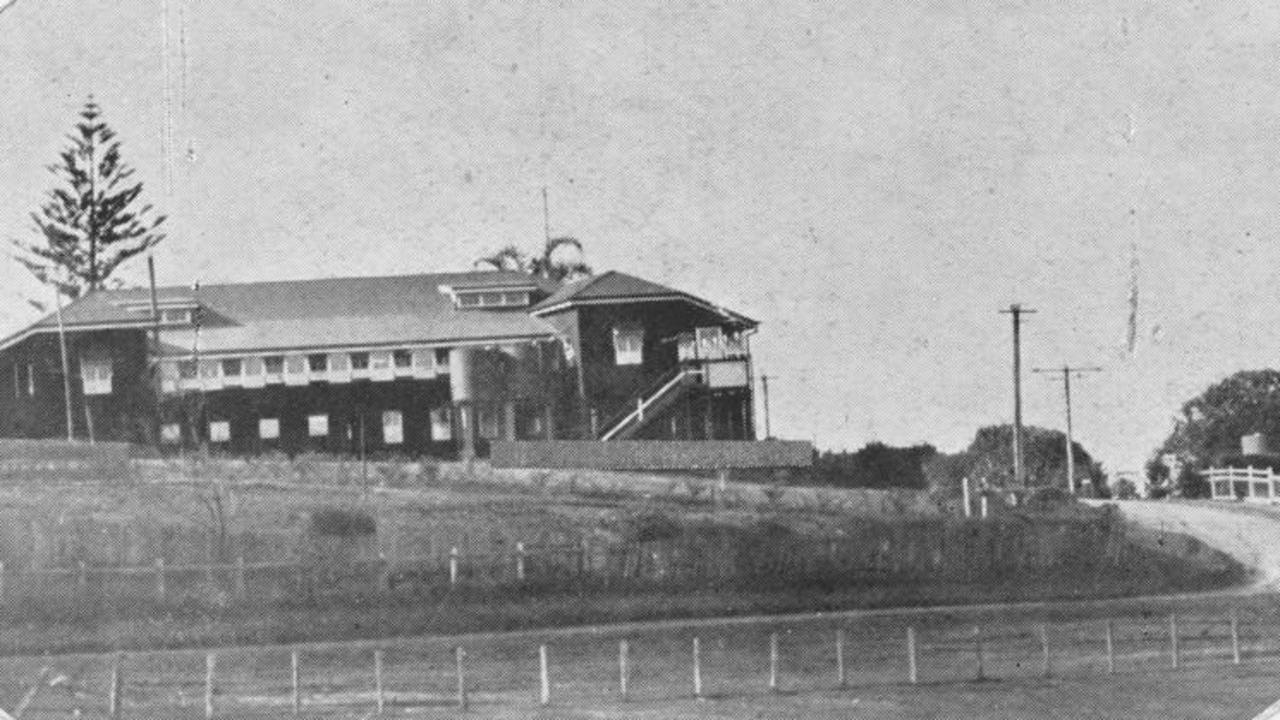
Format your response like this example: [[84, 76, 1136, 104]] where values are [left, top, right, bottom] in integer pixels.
[[4, 603, 1280, 718]]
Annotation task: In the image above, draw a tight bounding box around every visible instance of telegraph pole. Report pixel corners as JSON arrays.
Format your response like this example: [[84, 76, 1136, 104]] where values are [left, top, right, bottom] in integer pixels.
[[1033, 365, 1102, 494], [998, 304, 1036, 488], [760, 374, 773, 440]]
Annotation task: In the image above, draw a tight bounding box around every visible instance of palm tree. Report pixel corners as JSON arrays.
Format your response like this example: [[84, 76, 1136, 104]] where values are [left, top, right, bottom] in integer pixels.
[[475, 236, 591, 283]]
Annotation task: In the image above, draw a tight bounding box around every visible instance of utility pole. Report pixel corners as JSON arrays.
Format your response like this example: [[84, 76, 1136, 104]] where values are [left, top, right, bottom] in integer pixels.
[[998, 304, 1036, 488], [1033, 365, 1102, 494], [760, 374, 773, 440]]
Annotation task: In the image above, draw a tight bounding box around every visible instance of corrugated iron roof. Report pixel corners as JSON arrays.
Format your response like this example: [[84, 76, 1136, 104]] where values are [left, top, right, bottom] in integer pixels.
[[5, 271, 561, 355]]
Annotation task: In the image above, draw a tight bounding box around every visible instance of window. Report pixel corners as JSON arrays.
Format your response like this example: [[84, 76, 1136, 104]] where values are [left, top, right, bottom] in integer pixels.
[[80, 359, 113, 396], [160, 423, 182, 444], [435, 348, 451, 370], [179, 360, 198, 379], [430, 406, 452, 441], [221, 358, 243, 377], [382, 411, 403, 445], [612, 326, 644, 366], [454, 290, 532, 308], [370, 351, 391, 370], [208, 420, 231, 443], [308, 414, 329, 437], [349, 352, 370, 370], [264, 356, 285, 375], [393, 350, 412, 369], [26, 364, 36, 396], [259, 418, 280, 440], [307, 354, 328, 373]]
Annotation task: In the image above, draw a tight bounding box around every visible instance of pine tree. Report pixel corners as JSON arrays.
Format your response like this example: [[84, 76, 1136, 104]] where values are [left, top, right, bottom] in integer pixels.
[[12, 98, 165, 298]]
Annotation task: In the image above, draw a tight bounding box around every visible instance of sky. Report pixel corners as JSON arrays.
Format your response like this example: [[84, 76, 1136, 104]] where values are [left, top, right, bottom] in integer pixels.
[[3, 0, 1280, 474]]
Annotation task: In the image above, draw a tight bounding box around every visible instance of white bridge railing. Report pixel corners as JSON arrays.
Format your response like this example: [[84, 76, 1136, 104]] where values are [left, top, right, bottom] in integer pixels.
[[1204, 466, 1280, 502]]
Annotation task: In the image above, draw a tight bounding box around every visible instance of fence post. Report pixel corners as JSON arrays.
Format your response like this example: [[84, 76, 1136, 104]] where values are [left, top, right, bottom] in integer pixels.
[[907, 627, 918, 684], [374, 649, 385, 715], [455, 646, 468, 710], [235, 556, 247, 600], [1231, 610, 1242, 665], [768, 632, 780, 692], [1105, 620, 1115, 674], [1040, 624, 1051, 678], [619, 639, 630, 701], [204, 652, 216, 719], [539, 644, 551, 706], [449, 547, 460, 587], [1170, 614, 1180, 669], [108, 653, 123, 720], [692, 637, 703, 699], [974, 626, 985, 681], [155, 558, 166, 603], [836, 628, 847, 688], [516, 542, 527, 582], [291, 650, 301, 715]]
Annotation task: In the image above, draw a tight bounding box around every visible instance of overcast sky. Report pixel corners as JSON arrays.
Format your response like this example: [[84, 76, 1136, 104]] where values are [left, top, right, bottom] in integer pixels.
[[3, 1, 1280, 473]]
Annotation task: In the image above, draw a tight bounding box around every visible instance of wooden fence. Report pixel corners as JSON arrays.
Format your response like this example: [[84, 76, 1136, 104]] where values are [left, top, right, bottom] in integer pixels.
[[3, 607, 1272, 718]]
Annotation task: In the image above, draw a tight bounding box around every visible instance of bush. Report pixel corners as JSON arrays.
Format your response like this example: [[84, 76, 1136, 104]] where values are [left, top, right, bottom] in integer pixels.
[[309, 508, 376, 537], [1112, 477, 1139, 499]]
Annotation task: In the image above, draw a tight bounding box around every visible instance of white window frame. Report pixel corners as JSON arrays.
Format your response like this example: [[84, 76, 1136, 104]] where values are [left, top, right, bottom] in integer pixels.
[[259, 417, 280, 440], [208, 420, 231, 443], [80, 358, 113, 396], [382, 410, 404, 445], [308, 414, 329, 438], [160, 423, 182, 444], [612, 326, 644, 366], [430, 406, 452, 441]]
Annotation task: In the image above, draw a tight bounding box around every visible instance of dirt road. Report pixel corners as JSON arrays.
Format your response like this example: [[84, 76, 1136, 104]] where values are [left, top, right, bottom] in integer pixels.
[[1097, 500, 1280, 590]]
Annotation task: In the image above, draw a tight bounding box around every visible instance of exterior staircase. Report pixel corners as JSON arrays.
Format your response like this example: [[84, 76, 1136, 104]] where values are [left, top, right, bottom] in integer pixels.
[[598, 366, 703, 440]]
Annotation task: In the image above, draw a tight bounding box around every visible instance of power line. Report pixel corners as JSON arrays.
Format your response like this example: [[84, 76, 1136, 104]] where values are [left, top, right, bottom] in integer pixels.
[[1032, 365, 1103, 494], [998, 304, 1036, 488]]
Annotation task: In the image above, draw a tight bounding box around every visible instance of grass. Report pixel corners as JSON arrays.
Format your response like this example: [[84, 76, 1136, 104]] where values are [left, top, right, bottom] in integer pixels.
[[8, 595, 1280, 718], [0, 459, 1248, 658]]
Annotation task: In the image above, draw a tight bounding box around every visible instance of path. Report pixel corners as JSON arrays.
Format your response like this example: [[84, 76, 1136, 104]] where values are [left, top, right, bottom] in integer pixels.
[[1094, 500, 1280, 590]]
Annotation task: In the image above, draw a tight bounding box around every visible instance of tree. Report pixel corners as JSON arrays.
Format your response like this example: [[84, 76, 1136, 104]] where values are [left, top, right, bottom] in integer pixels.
[[475, 236, 590, 282], [11, 98, 165, 298], [1156, 369, 1280, 464], [925, 424, 1107, 495], [811, 442, 937, 489]]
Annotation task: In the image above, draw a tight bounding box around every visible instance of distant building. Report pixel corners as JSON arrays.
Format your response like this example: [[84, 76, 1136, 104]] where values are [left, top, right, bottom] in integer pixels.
[[0, 270, 758, 457]]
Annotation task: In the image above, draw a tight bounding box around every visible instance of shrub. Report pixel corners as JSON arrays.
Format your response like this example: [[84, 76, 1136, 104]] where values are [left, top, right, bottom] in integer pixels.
[[310, 508, 376, 537]]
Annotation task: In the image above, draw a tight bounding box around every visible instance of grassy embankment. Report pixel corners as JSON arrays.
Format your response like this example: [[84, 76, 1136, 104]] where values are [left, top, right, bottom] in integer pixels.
[[0, 455, 1248, 656]]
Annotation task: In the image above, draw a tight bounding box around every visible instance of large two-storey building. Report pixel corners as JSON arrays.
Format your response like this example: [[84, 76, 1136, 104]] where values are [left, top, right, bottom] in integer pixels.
[[0, 269, 758, 457]]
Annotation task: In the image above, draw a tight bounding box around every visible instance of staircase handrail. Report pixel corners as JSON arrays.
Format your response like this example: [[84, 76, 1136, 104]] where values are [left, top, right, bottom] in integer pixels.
[[598, 366, 699, 440]]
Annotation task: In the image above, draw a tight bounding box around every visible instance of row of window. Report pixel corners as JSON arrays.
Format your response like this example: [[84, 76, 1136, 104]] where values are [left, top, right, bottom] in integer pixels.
[[163, 407, 454, 445], [10, 360, 114, 398], [166, 348, 452, 385]]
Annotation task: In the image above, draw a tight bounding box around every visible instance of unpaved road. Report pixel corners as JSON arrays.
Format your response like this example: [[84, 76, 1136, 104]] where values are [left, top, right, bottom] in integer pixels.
[[1096, 500, 1280, 590]]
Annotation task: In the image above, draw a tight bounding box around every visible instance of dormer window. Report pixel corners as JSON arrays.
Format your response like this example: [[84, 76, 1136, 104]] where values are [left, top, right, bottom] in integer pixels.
[[453, 290, 532, 309]]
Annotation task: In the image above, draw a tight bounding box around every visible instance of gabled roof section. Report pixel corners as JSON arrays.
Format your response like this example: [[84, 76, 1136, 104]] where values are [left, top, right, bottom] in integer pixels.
[[0, 270, 562, 355], [531, 270, 758, 327]]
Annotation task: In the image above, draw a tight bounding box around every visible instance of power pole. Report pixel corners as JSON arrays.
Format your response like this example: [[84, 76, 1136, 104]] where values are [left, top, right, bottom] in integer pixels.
[[1032, 365, 1102, 494], [760, 374, 773, 440], [998, 304, 1036, 488]]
